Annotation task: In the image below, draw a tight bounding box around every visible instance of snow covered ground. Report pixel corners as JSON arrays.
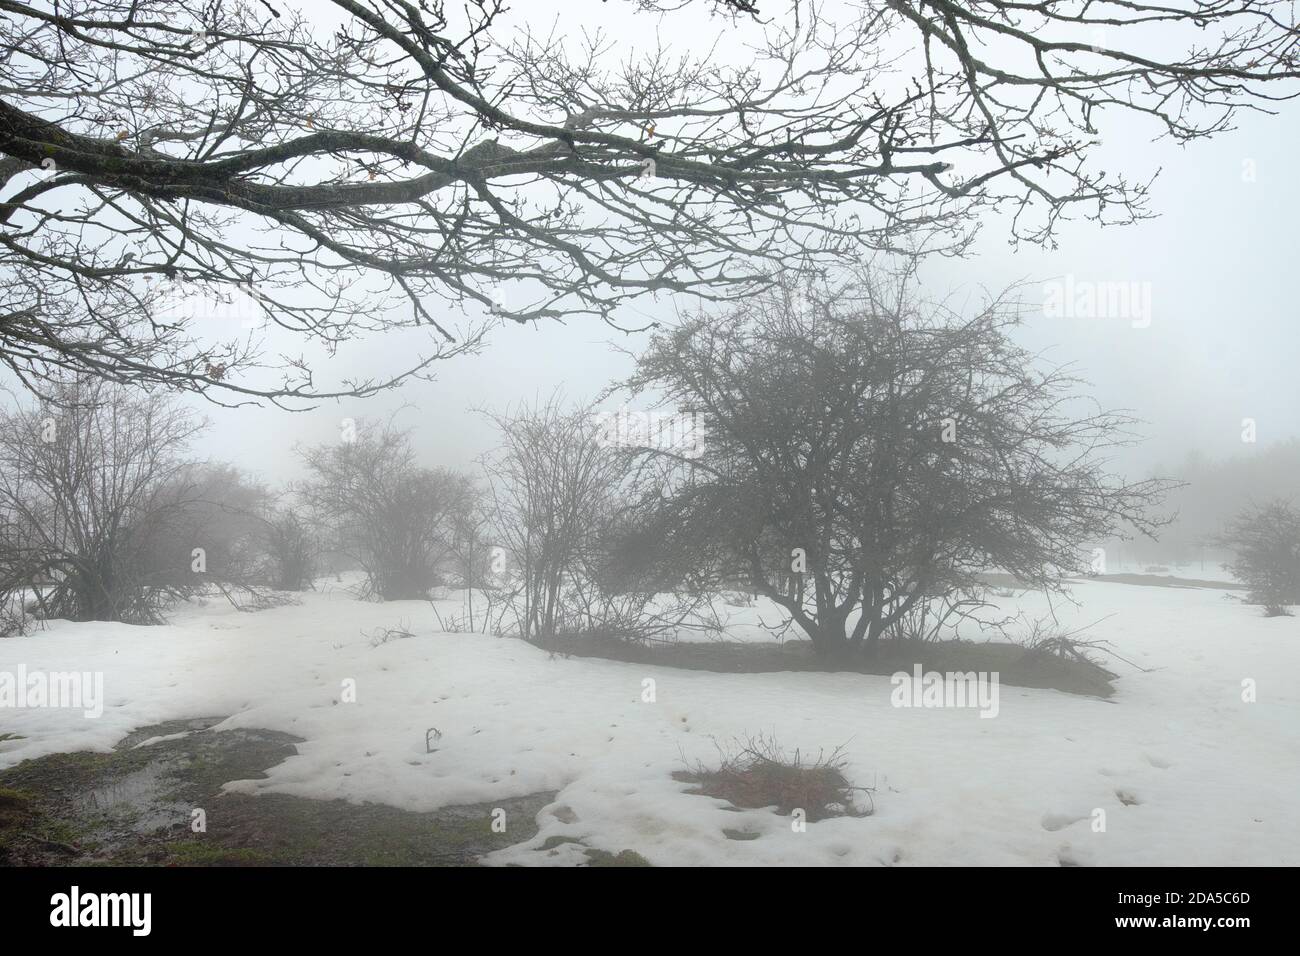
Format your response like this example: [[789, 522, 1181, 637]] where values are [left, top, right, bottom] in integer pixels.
[[1, 579, 1296, 866]]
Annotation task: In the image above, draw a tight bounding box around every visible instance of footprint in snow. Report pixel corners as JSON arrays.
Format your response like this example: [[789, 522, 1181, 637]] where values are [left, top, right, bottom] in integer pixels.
[[1040, 812, 1087, 832]]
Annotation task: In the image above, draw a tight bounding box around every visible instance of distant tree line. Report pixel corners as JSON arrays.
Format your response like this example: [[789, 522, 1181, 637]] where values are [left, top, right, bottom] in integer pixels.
[[10, 259, 1294, 642], [0, 379, 315, 633]]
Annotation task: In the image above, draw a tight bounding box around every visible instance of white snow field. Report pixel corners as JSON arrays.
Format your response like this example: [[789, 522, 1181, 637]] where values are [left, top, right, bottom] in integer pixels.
[[0, 579, 1296, 866]]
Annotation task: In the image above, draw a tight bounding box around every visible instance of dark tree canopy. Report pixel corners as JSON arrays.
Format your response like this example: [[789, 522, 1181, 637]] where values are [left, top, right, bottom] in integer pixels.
[[1, 0, 1296, 402], [295, 418, 476, 599], [622, 267, 1175, 653], [0, 379, 248, 627]]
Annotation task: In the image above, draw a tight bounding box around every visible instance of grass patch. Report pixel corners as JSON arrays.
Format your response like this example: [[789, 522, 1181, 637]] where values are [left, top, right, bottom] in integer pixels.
[[535, 835, 651, 866], [163, 841, 271, 866], [675, 734, 871, 823], [585, 848, 651, 867], [554, 633, 1118, 697], [0, 720, 554, 867], [0, 786, 95, 862], [0, 786, 31, 808], [0, 786, 34, 850]]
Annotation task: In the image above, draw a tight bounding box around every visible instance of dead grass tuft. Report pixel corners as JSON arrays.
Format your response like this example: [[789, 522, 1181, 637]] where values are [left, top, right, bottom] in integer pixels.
[[674, 733, 872, 822]]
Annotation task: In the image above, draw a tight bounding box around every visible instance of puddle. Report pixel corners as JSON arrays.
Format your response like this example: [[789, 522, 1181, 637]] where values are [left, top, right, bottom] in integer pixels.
[[114, 716, 227, 751], [71, 763, 190, 833]]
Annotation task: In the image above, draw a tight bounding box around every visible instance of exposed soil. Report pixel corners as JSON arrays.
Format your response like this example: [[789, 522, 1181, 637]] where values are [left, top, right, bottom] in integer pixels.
[[674, 746, 871, 823], [982, 571, 1243, 590], [550, 635, 1119, 697], [1071, 573, 1244, 590], [0, 718, 555, 866], [549, 572, 1245, 696]]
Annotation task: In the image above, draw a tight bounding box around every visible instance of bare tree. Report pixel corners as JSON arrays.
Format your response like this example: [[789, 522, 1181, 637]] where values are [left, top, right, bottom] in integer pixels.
[[480, 397, 622, 643], [0, 378, 207, 626], [481, 394, 717, 644], [622, 263, 1176, 656], [1138, 441, 1300, 567], [1215, 500, 1300, 616], [2, 0, 1295, 400], [296, 418, 475, 599], [448, 498, 491, 587], [261, 506, 319, 591], [163, 461, 272, 572]]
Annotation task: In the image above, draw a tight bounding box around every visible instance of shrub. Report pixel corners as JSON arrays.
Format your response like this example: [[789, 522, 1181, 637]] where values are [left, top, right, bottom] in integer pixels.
[[1215, 500, 1300, 616], [262, 508, 318, 592], [297, 420, 476, 601], [0, 380, 206, 625], [674, 734, 871, 821]]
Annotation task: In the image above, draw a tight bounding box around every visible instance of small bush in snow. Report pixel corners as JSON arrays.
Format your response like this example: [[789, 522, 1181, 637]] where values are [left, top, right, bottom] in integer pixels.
[[261, 508, 318, 592], [365, 622, 415, 647], [0, 379, 273, 626], [720, 590, 756, 608], [675, 733, 871, 822], [1215, 500, 1300, 616], [296, 419, 477, 602]]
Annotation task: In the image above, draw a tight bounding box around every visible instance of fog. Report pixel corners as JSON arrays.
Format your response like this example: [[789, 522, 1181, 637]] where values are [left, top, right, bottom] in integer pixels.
[[3, 0, 1299, 888], [185, 16, 1299, 488]]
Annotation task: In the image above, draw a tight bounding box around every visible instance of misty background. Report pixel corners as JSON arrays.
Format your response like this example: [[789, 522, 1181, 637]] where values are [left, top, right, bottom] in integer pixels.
[[13, 0, 1300, 565]]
